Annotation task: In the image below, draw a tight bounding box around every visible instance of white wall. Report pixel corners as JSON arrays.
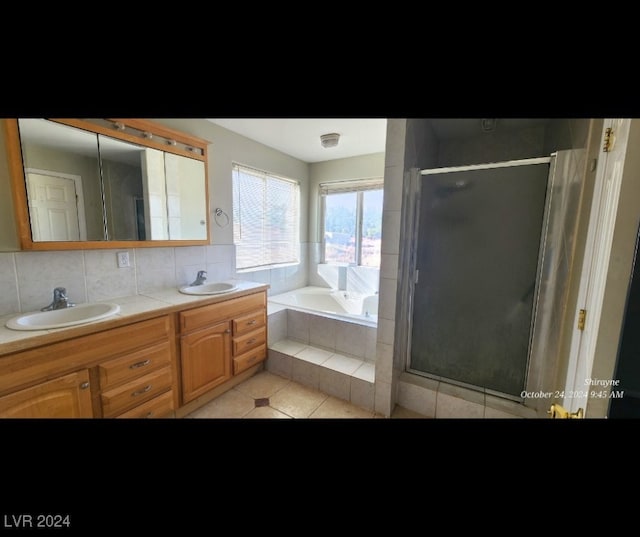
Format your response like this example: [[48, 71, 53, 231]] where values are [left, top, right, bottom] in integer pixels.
[[0, 119, 312, 315]]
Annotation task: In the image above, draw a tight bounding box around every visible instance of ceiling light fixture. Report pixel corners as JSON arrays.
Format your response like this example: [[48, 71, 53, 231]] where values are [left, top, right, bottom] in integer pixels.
[[320, 132, 340, 148]]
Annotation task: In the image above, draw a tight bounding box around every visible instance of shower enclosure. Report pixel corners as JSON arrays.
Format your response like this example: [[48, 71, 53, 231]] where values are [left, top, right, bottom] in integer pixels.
[[399, 151, 585, 400]]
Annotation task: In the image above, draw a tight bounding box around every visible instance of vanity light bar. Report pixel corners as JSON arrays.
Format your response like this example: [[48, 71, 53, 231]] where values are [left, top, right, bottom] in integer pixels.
[[86, 118, 205, 157]]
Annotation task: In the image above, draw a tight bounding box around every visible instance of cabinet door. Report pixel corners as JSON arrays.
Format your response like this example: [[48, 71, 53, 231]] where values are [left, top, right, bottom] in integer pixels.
[[0, 370, 93, 418], [181, 321, 232, 404]]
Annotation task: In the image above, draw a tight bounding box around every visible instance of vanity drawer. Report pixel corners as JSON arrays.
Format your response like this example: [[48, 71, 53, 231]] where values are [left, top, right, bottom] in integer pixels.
[[233, 344, 267, 375], [232, 326, 266, 356], [101, 366, 172, 418], [233, 309, 266, 336], [116, 390, 174, 419], [98, 342, 171, 391], [180, 292, 266, 333]]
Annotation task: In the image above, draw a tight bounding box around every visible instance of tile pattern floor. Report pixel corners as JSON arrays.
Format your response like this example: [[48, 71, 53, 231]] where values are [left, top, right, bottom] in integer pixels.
[[185, 370, 427, 419]]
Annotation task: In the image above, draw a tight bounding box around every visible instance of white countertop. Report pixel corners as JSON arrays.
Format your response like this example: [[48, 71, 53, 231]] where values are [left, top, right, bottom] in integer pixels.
[[0, 280, 268, 355]]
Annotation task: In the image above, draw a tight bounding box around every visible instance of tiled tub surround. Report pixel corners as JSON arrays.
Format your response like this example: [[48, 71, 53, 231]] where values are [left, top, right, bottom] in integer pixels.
[[266, 305, 377, 411], [269, 286, 378, 325]]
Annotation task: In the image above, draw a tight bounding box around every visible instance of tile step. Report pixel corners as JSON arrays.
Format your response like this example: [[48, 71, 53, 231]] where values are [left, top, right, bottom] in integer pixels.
[[267, 338, 376, 411]]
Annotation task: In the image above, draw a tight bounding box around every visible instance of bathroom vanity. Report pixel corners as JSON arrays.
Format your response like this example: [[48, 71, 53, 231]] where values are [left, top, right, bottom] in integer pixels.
[[0, 283, 268, 418]]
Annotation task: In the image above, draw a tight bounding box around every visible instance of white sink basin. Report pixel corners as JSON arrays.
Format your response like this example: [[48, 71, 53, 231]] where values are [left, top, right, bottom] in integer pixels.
[[179, 282, 238, 296], [6, 302, 120, 331]]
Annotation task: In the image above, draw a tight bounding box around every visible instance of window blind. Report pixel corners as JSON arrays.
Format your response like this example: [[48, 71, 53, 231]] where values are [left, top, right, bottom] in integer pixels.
[[319, 178, 384, 196], [232, 163, 300, 270]]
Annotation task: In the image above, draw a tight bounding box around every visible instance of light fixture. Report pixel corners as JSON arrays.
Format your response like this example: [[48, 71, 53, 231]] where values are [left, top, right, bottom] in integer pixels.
[[320, 132, 340, 148]]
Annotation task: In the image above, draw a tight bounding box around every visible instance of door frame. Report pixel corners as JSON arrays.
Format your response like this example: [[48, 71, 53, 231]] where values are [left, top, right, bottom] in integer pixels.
[[25, 167, 88, 241], [562, 119, 631, 415]]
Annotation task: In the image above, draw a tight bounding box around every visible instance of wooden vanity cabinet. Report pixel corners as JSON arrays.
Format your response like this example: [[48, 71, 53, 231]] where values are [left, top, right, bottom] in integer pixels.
[[178, 291, 267, 405], [0, 369, 92, 418], [180, 320, 233, 404], [0, 315, 177, 419]]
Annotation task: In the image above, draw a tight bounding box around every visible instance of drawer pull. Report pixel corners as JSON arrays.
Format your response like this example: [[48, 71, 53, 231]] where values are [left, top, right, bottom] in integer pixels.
[[246, 338, 256, 345], [246, 319, 257, 325], [145, 412, 154, 418], [80, 381, 90, 390], [247, 355, 258, 364], [132, 385, 152, 397], [224, 329, 231, 334], [129, 359, 151, 369]]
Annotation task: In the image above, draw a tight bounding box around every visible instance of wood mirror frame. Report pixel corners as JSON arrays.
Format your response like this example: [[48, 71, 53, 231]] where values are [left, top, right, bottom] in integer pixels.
[[3, 118, 211, 250]]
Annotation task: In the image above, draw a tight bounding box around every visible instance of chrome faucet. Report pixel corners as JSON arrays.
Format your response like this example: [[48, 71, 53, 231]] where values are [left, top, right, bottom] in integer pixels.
[[189, 270, 207, 286], [41, 287, 76, 311]]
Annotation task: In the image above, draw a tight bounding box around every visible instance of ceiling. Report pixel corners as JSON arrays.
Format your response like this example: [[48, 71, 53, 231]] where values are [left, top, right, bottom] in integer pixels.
[[207, 118, 551, 164], [207, 118, 387, 163]]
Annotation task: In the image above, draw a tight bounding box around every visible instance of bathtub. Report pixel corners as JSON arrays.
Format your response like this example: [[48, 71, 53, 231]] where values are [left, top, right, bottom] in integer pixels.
[[269, 286, 378, 327]]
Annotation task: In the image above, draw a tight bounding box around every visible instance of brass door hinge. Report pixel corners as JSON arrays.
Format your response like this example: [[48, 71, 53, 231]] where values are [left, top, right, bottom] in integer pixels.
[[603, 127, 614, 152], [578, 308, 587, 331]]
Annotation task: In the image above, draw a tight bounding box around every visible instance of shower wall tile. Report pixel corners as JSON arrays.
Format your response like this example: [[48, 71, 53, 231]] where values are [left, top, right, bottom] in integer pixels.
[[380, 211, 401, 255], [84, 249, 137, 301], [383, 165, 403, 211], [377, 318, 395, 346], [375, 344, 393, 384], [397, 381, 437, 418], [384, 119, 407, 168], [485, 394, 537, 419], [380, 254, 398, 280], [374, 380, 393, 417], [436, 392, 485, 419], [484, 407, 521, 419], [377, 278, 397, 321], [438, 382, 485, 406]]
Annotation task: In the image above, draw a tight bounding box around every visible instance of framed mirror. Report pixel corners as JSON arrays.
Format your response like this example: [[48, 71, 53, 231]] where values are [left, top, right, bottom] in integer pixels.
[[3, 118, 210, 250]]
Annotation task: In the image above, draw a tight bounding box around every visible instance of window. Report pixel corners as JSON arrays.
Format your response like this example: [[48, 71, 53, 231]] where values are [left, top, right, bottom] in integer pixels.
[[232, 163, 300, 271], [320, 179, 384, 267]]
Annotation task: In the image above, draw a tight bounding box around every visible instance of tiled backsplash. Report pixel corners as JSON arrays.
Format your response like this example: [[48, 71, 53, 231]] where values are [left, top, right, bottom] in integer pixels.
[[0, 242, 310, 316]]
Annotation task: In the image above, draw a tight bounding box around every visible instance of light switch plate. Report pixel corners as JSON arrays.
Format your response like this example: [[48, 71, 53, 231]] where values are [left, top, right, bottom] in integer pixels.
[[117, 251, 130, 268]]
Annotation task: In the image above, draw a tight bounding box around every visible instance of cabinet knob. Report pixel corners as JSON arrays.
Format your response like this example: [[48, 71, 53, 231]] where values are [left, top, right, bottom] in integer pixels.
[[224, 329, 231, 334], [80, 381, 90, 390]]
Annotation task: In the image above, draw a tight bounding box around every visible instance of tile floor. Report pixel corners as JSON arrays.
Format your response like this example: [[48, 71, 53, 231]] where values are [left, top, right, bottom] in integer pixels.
[[184, 370, 427, 419]]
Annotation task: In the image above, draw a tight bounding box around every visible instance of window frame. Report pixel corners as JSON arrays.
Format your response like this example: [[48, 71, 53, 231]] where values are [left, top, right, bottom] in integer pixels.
[[319, 178, 384, 267], [232, 162, 301, 272]]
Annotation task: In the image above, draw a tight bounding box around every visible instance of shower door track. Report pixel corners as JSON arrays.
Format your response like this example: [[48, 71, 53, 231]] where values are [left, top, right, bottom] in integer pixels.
[[420, 156, 552, 176]]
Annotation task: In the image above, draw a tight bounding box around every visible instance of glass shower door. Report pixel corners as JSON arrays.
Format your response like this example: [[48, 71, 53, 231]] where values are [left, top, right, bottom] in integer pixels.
[[408, 160, 550, 397]]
